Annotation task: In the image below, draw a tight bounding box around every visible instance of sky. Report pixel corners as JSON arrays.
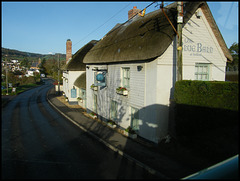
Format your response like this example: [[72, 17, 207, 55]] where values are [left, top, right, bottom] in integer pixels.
[[1, 1, 239, 55]]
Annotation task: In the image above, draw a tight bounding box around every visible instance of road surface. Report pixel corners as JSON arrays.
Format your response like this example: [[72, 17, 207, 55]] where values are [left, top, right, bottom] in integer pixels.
[[2, 78, 158, 179]]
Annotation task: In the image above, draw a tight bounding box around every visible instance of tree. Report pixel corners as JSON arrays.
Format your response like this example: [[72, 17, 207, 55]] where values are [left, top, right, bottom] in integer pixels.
[[20, 57, 30, 69], [39, 58, 47, 74], [227, 42, 238, 71]]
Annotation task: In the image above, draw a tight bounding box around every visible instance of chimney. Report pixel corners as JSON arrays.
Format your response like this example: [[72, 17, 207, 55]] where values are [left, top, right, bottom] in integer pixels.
[[66, 39, 72, 64], [128, 6, 141, 20]]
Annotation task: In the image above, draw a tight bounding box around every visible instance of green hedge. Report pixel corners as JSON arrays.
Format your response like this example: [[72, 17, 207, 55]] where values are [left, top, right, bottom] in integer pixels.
[[174, 80, 238, 111], [173, 80, 238, 159]]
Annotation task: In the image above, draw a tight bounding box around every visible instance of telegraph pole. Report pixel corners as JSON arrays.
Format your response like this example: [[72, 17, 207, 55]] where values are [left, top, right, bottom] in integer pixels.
[[177, 1, 183, 81], [6, 66, 8, 95], [58, 53, 60, 95]]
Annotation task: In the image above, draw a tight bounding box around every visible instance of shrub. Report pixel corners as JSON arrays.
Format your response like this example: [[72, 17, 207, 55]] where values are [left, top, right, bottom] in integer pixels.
[[174, 80, 238, 111], [174, 80, 238, 144]]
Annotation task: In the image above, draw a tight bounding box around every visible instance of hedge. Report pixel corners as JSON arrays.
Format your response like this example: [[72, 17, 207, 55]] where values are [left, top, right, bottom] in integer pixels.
[[173, 81, 239, 159], [174, 80, 238, 111]]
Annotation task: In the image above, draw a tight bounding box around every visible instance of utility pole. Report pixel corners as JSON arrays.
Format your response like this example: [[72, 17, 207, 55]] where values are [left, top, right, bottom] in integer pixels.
[[177, 1, 183, 81], [6, 66, 8, 95], [5, 57, 9, 95], [58, 54, 60, 95]]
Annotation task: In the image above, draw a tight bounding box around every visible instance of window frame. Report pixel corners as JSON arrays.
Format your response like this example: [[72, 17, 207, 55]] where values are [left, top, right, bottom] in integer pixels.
[[130, 106, 140, 133], [195, 63, 211, 81], [122, 67, 130, 88]]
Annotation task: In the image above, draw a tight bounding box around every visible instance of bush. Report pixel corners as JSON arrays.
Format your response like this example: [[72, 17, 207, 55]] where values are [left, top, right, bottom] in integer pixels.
[[173, 80, 238, 146], [174, 80, 238, 111]]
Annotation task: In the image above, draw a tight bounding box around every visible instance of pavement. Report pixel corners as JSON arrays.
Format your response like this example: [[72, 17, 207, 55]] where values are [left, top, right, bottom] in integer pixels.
[[46, 87, 202, 179]]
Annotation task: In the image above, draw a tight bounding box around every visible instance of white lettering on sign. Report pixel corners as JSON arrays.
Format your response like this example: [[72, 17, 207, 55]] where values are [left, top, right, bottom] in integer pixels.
[[183, 38, 213, 56]]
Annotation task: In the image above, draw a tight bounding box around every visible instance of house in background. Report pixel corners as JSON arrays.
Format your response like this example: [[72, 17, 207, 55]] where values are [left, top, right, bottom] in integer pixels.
[[73, 72, 87, 108], [62, 40, 98, 104], [83, 2, 232, 143]]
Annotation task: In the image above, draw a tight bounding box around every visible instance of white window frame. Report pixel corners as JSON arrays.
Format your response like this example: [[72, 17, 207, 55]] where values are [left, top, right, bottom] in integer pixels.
[[122, 67, 130, 88], [195, 63, 211, 81], [130, 107, 139, 133]]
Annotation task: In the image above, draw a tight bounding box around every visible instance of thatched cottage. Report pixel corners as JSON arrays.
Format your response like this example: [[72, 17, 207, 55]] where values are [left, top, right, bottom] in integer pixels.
[[82, 2, 232, 143], [62, 40, 98, 106]]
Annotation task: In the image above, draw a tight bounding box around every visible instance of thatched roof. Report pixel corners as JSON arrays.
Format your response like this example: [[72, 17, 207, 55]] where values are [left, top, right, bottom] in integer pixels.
[[83, 2, 232, 63], [63, 40, 98, 70], [74, 72, 86, 89], [200, 4, 232, 61]]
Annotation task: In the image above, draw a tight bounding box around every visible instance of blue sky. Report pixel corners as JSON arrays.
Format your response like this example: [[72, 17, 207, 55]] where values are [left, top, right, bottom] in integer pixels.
[[1, 1, 238, 55]]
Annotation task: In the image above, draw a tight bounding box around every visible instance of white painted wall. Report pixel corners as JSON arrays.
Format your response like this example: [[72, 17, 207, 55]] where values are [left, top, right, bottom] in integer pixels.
[[85, 7, 228, 143], [63, 70, 85, 102]]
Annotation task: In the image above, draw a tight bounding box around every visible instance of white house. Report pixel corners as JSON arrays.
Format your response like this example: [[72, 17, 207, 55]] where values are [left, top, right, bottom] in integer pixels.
[[82, 2, 232, 144], [62, 40, 98, 105]]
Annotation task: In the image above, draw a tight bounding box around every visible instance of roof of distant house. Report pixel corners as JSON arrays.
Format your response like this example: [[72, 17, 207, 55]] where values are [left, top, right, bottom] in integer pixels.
[[63, 40, 99, 71], [83, 2, 232, 64], [74, 72, 86, 89]]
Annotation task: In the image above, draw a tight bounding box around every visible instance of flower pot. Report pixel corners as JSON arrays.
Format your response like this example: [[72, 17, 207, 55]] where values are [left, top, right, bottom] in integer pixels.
[[89, 113, 97, 119], [123, 130, 137, 139], [107, 123, 116, 128], [116, 90, 122, 95], [123, 90, 128, 96]]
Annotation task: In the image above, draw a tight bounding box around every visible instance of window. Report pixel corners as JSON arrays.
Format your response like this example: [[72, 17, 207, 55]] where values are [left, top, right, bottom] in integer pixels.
[[131, 107, 139, 133], [110, 100, 118, 121], [93, 94, 97, 113], [195, 63, 210, 81], [122, 67, 130, 88], [79, 88, 86, 100]]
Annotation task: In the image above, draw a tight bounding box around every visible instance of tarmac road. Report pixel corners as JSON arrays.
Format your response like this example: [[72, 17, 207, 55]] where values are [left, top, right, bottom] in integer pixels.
[[1, 78, 159, 179]]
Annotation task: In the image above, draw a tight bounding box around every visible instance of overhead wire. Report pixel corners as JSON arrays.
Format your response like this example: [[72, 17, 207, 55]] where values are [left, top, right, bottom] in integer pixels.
[[161, 1, 179, 38], [106, 1, 157, 36], [72, 2, 132, 48]]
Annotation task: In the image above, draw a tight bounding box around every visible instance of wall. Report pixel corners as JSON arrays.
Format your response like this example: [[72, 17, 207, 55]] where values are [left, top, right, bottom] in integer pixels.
[[62, 71, 68, 97], [85, 7, 228, 143], [63, 70, 84, 102], [158, 8, 227, 81]]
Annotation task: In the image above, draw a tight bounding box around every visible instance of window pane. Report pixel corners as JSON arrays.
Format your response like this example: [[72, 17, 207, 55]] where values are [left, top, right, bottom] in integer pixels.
[[203, 66, 207, 73], [195, 66, 198, 73], [195, 64, 210, 81], [122, 68, 130, 88], [127, 69, 130, 78], [123, 70, 127, 78], [204, 74, 208, 80], [195, 74, 198, 80], [131, 107, 139, 131]]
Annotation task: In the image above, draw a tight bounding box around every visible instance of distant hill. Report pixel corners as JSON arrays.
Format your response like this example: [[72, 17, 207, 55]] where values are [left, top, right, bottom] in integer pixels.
[[1, 47, 66, 62]]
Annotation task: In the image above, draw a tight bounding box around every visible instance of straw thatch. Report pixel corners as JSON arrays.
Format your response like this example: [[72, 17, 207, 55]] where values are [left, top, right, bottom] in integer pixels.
[[74, 72, 86, 89], [63, 40, 98, 70], [83, 2, 232, 63]]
